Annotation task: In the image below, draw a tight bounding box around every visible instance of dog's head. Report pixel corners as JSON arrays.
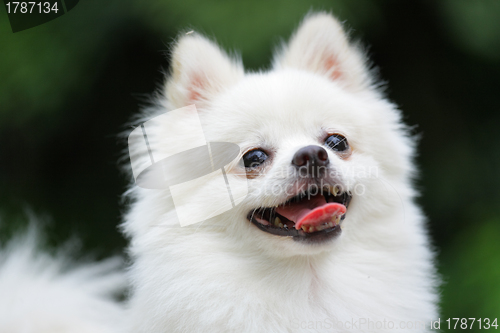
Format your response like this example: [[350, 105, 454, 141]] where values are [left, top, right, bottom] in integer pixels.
[[128, 13, 415, 256]]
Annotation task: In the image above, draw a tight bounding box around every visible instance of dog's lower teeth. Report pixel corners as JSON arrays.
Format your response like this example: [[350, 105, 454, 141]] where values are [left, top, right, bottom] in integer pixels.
[[331, 215, 341, 224], [316, 224, 328, 231], [274, 217, 281, 227], [299, 221, 339, 233]]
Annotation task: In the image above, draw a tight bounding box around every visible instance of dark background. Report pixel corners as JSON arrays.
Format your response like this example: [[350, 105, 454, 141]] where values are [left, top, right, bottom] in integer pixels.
[[1, 0, 499, 322]]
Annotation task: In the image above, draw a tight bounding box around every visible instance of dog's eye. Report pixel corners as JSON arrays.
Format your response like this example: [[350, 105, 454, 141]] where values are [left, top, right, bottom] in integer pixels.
[[325, 134, 349, 152], [243, 149, 268, 168]]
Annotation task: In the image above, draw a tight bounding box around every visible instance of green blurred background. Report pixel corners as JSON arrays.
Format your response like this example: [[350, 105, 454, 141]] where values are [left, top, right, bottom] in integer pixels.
[[1, 0, 499, 324]]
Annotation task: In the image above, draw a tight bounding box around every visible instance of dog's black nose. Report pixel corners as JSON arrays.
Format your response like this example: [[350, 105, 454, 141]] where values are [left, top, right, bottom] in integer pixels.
[[292, 145, 329, 177]]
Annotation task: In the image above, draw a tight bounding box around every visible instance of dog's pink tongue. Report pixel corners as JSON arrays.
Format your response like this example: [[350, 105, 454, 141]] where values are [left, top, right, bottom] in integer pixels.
[[275, 195, 346, 230]]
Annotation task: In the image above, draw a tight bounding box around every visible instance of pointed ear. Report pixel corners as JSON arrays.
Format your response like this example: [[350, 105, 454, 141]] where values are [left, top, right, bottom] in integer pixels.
[[166, 33, 244, 108], [273, 13, 371, 92]]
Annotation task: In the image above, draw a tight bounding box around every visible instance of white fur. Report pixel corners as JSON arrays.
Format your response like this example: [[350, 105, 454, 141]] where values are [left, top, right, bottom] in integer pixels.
[[123, 13, 438, 333], [0, 224, 125, 333]]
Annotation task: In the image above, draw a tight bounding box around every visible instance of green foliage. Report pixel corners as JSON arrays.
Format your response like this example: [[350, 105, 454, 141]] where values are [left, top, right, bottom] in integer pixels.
[[440, 220, 500, 318], [439, 0, 500, 61]]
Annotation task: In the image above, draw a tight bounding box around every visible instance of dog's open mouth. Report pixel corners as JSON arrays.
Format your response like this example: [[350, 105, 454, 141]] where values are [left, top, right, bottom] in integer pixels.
[[247, 187, 352, 242]]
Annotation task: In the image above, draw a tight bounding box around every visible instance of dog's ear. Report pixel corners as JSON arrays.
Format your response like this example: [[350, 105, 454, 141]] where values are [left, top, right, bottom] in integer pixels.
[[273, 13, 371, 92], [166, 33, 244, 109]]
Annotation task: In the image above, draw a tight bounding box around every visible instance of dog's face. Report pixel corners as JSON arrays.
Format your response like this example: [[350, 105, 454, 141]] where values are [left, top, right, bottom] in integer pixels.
[[201, 71, 412, 256], [136, 13, 414, 256]]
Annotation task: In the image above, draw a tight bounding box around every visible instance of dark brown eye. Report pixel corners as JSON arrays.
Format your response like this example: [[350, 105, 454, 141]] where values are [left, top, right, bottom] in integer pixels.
[[243, 149, 268, 168], [325, 134, 349, 152]]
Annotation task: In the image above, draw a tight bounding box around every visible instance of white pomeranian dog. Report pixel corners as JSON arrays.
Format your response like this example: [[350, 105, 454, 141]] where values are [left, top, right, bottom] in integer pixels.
[[0, 12, 438, 333], [123, 12, 438, 333]]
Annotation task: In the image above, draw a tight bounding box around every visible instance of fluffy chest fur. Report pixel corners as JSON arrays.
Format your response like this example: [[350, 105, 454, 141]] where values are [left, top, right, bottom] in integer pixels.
[[125, 196, 435, 332]]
